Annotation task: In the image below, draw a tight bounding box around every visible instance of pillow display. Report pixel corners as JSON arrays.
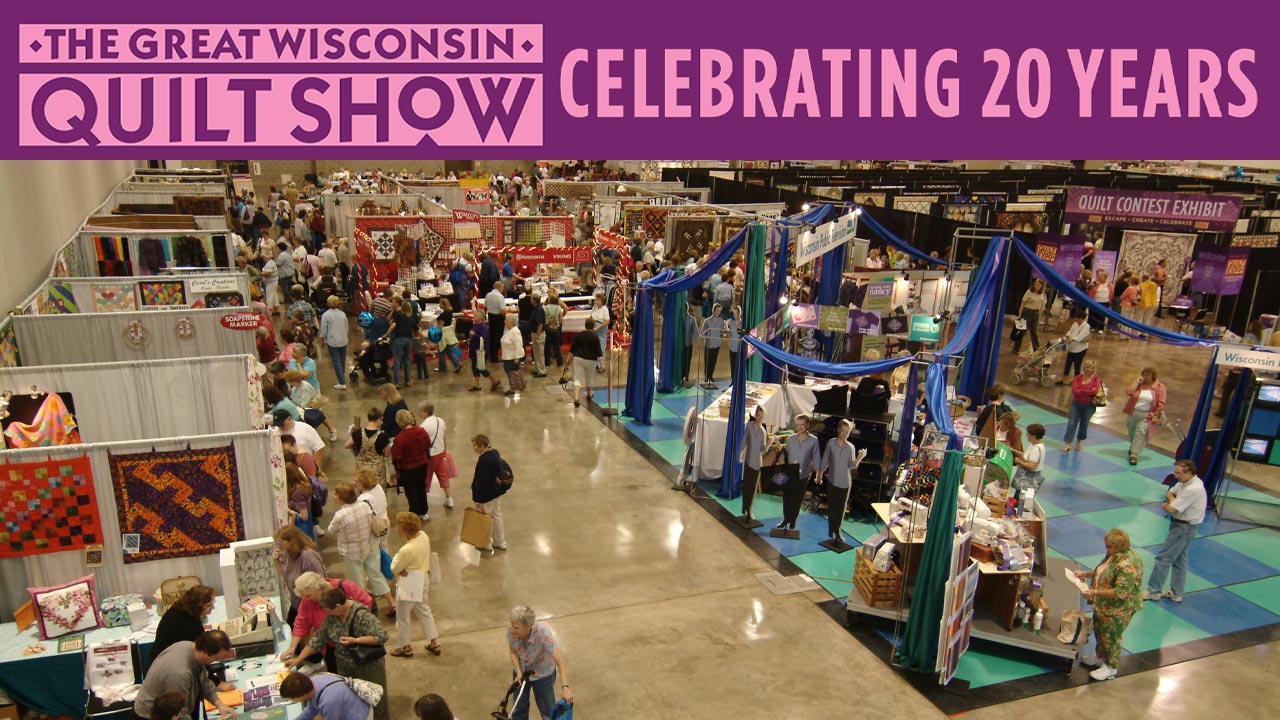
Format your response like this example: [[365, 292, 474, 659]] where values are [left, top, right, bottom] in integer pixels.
[[27, 573, 104, 640]]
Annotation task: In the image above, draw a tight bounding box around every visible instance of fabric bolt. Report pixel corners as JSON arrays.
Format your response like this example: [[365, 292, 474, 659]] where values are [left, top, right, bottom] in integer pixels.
[[0, 456, 101, 559], [3, 393, 82, 449], [109, 446, 245, 563]]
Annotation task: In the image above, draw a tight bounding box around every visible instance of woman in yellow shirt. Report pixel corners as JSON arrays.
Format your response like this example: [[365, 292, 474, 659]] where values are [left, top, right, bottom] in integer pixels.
[[389, 512, 443, 657]]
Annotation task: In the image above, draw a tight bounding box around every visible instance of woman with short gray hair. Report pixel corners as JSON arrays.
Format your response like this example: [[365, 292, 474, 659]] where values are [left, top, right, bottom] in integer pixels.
[[506, 605, 573, 719]]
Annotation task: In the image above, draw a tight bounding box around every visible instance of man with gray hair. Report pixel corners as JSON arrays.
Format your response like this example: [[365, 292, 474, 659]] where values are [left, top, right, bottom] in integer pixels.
[[418, 400, 454, 509], [132, 630, 238, 720], [505, 605, 573, 720]]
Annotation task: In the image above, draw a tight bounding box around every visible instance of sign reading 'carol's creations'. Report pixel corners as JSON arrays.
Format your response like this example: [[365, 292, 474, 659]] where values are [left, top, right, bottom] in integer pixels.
[[1064, 187, 1242, 233]]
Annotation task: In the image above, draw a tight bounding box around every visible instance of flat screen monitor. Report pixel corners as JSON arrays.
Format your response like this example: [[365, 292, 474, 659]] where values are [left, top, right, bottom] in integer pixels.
[[1257, 384, 1280, 406], [1239, 436, 1271, 462]]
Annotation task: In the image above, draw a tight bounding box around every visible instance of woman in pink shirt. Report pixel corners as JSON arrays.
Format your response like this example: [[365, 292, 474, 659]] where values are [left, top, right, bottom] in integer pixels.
[[280, 571, 373, 673], [1063, 360, 1104, 452]]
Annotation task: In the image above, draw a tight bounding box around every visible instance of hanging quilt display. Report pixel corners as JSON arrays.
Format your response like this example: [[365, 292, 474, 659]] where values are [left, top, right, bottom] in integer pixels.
[[0, 320, 19, 368], [718, 218, 748, 250], [109, 445, 246, 564], [852, 192, 887, 208], [3, 393, 82, 449], [93, 236, 133, 276], [641, 207, 670, 239], [198, 292, 245, 309], [136, 238, 168, 275], [91, 282, 138, 313], [0, 456, 101, 559], [171, 236, 210, 268], [995, 212, 1049, 233], [139, 282, 186, 307], [669, 216, 715, 259], [45, 283, 79, 314], [370, 231, 397, 260], [1118, 231, 1195, 295]]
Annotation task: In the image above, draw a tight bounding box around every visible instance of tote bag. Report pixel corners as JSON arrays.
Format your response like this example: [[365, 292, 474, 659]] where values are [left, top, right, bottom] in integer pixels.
[[460, 507, 493, 547]]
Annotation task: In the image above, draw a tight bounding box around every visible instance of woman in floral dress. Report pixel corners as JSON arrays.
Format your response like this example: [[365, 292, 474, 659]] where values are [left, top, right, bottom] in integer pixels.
[[1074, 528, 1144, 681]]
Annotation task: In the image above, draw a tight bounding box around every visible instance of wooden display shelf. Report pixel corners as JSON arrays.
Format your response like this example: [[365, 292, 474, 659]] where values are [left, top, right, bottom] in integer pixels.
[[854, 556, 904, 607]]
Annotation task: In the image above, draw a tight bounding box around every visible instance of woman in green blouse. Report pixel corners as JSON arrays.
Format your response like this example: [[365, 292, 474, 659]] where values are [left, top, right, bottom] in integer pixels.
[[1075, 528, 1145, 681], [284, 586, 391, 720]]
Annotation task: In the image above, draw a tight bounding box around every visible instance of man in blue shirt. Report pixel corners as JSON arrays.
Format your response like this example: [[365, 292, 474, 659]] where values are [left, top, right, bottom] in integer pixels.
[[279, 672, 373, 720]]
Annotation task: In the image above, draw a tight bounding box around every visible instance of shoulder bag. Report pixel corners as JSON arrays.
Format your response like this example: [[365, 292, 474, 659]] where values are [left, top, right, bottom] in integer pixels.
[[1090, 382, 1108, 407], [345, 606, 387, 665]]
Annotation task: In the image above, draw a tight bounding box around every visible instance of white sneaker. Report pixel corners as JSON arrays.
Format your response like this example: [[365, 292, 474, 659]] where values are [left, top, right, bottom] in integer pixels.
[[444, 498, 454, 509], [420, 513, 429, 522], [329, 429, 338, 442], [315, 527, 326, 537], [1163, 591, 1183, 603], [1089, 665, 1117, 681], [334, 384, 347, 390], [1141, 589, 1160, 601]]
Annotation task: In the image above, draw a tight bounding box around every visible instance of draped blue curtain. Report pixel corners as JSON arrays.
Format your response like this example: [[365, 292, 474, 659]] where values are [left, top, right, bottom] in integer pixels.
[[1011, 241, 1211, 347], [897, 450, 962, 671], [1205, 368, 1253, 507], [936, 238, 1008, 359], [622, 286, 656, 423], [1181, 359, 1218, 465], [742, 335, 912, 377], [859, 210, 948, 266], [814, 242, 848, 359], [744, 225, 767, 382], [763, 225, 790, 384], [925, 361, 956, 444], [719, 347, 748, 498], [896, 361, 920, 469], [656, 289, 686, 394], [958, 267, 1008, 404]]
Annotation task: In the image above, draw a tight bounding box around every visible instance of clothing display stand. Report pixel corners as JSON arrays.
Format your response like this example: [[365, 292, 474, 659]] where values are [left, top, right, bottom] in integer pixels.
[[735, 466, 764, 528]]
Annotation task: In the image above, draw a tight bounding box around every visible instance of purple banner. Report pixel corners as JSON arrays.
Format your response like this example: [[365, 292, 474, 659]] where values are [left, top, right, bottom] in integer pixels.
[[1224, 247, 1250, 295], [849, 309, 882, 335], [1064, 188, 1242, 233], [2, 3, 1279, 157], [1033, 234, 1086, 280], [1191, 245, 1227, 294], [1094, 250, 1118, 280]]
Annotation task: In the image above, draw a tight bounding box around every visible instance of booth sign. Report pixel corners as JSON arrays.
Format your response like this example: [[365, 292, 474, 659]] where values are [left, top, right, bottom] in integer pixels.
[[188, 276, 240, 293], [908, 314, 942, 343], [1219, 348, 1280, 371], [220, 312, 263, 331]]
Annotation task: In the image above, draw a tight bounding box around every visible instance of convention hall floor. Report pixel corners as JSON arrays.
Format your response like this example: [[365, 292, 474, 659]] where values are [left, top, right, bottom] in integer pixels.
[[309, 320, 1278, 719]]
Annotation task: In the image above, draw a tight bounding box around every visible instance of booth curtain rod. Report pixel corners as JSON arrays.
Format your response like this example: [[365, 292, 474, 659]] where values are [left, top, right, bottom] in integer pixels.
[[0, 354, 255, 374], [615, 182, 795, 223], [0, 429, 273, 458]]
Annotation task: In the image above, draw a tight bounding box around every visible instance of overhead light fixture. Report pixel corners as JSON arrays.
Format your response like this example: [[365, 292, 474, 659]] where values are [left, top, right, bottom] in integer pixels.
[[778, 295, 789, 306], [801, 203, 811, 211], [933, 310, 951, 324], [853, 207, 864, 216], [902, 271, 911, 281]]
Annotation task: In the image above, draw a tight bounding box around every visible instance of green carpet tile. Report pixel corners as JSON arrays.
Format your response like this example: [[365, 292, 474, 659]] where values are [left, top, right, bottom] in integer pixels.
[[1120, 603, 1213, 654], [1226, 576, 1280, 616], [1209, 528, 1280, 572]]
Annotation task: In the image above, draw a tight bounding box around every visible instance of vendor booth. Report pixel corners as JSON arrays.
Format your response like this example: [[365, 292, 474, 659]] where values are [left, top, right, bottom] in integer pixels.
[[11, 307, 258, 366]]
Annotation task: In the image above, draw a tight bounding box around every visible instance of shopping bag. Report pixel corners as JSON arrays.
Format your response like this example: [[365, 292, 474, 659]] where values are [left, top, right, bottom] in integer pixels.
[[460, 507, 493, 547], [379, 547, 394, 580], [428, 551, 441, 585], [440, 452, 459, 480], [508, 369, 527, 391], [1056, 609, 1093, 645]]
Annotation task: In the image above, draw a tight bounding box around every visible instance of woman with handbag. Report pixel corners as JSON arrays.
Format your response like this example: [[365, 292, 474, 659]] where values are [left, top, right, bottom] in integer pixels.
[[500, 315, 526, 397], [568, 318, 605, 408], [1075, 528, 1145, 681], [542, 290, 569, 368], [281, 572, 373, 673], [1123, 367, 1167, 465], [273, 525, 325, 626], [284, 586, 390, 720], [467, 319, 502, 393], [389, 512, 443, 658], [418, 401, 455, 509], [1063, 360, 1105, 452], [327, 483, 396, 618]]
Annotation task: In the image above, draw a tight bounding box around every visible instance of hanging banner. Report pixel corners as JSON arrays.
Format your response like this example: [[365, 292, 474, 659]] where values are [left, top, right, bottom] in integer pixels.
[[861, 335, 888, 360], [465, 187, 493, 205], [452, 209, 481, 239], [819, 305, 851, 333], [794, 211, 858, 267], [1033, 234, 1086, 280], [1094, 250, 1118, 280], [1064, 187, 1242, 233], [1218, 347, 1280, 371], [789, 303, 820, 330], [909, 314, 943, 343], [1224, 247, 1250, 295], [863, 282, 895, 312], [1232, 234, 1278, 248], [1191, 245, 1228, 294]]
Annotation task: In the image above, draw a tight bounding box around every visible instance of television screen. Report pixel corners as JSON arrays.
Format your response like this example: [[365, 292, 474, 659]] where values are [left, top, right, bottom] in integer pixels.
[[1257, 385, 1280, 405], [1245, 408, 1280, 438], [1240, 437, 1271, 461]]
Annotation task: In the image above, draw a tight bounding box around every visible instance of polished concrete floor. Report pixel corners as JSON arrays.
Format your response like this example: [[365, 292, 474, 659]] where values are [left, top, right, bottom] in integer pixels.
[[303, 317, 1279, 719]]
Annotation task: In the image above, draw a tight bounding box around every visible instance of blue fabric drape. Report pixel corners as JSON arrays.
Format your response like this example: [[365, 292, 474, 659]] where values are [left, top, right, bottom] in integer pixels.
[[958, 266, 1008, 404], [925, 361, 956, 442], [896, 361, 920, 469], [814, 241, 848, 359], [1012, 241, 1211, 347], [859, 210, 948, 267], [936, 238, 1009, 359], [656, 289, 685, 394], [623, 286, 657, 424], [1181, 359, 1218, 466], [1204, 368, 1252, 507], [763, 225, 790, 384], [741, 335, 912, 377], [719, 347, 748, 498], [897, 450, 963, 671], [744, 225, 767, 382]]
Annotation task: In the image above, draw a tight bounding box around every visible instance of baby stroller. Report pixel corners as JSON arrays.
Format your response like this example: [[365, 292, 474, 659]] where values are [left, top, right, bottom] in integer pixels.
[[350, 336, 393, 386], [1009, 338, 1065, 387]]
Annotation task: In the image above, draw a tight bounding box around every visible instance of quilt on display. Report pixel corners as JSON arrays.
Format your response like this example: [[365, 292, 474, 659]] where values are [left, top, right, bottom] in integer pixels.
[[45, 283, 79, 314], [0, 321, 19, 367], [670, 217, 715, 259], [0, 457, 102, 559], [139, 281, 186, 307], [109, 446, 246, 564], [641, 207, 669, 238], [91, 282, 138, 313]]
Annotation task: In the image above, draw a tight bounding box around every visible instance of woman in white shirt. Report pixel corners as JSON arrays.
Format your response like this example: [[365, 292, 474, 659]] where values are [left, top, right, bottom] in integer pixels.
[[1015, 278, 1048, 353], [1011, 424, 1046, 492], [499, 315, 525, 397], [590, 294, 611, 358], [355, 468, 390, 549], [1058, 309, 1092, 385]]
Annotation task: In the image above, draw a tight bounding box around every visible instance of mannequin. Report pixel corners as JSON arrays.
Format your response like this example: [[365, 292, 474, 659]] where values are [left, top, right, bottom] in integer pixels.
[[702, 303, 726, 387], [739, 406, 768, 526], [817, 419, 868, 547], [774, 414, 819, 533]]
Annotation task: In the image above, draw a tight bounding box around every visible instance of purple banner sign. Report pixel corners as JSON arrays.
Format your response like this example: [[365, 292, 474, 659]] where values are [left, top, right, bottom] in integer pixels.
[[1191, 245, 1227, 294], [1033, 234, 1086, 280], [1064, 188, 1242, 233], [2, 3, 1279, 158], [1094, 250, 1118, 281], [1224, 247, 1250, 295], [849, 309, 882, 335]]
